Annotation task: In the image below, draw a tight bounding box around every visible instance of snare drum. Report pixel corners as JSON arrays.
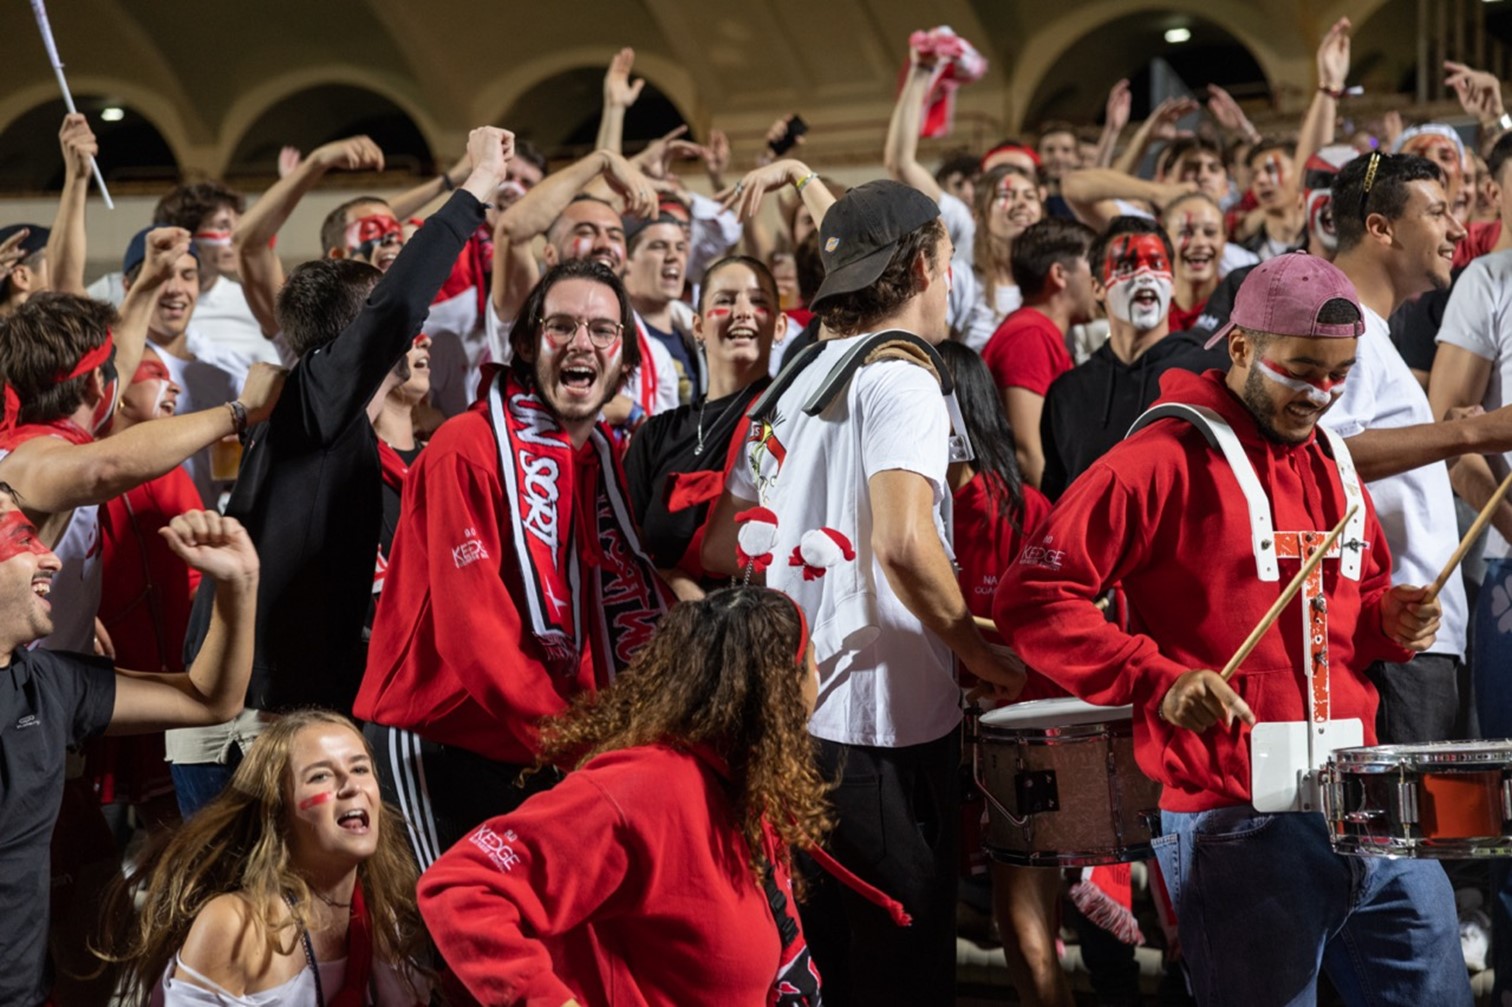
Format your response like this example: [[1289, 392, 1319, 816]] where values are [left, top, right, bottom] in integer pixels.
[[971, 697, 1162, 867], [1321, 741, 1512, 858]]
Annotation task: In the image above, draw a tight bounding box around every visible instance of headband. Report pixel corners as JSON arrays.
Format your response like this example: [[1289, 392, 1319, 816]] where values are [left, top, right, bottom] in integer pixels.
[[787, 592, 810, 667], [0, 327, 115, 434]]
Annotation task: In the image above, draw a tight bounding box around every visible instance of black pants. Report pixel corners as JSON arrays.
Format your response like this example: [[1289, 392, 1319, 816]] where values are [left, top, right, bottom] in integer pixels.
[[1367, 652, 1462, 744], [363, 723, 561, 871], [799, 727, 960, 1006]]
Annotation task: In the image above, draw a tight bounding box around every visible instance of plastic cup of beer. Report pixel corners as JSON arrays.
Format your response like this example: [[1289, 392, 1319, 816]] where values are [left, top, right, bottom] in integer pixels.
[[210, 434, 243, 482]]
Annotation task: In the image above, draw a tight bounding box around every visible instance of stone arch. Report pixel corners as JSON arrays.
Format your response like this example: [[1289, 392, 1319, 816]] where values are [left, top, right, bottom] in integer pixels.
[[1004, 0, 1305, 133], [0, 78, 195, 180], [0, 92, 182, 191], [218, 67, 444, 177]]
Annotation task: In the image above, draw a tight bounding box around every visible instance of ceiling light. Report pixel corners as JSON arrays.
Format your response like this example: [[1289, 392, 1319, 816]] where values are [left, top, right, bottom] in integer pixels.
[[1165, 28, 1192, 44], [100, 107, 124, 122]]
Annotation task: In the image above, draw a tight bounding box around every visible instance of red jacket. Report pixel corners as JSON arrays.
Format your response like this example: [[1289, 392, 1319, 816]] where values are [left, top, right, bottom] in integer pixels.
[[993, 369, 1410, 811], [353, 408, 597, 764], [418, 743, 816, 1007]]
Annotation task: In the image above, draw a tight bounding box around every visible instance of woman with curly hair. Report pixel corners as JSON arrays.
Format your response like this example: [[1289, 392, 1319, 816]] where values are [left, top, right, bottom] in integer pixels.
[[419, 586, 897, 1007], [96, 709, 429, 1005]]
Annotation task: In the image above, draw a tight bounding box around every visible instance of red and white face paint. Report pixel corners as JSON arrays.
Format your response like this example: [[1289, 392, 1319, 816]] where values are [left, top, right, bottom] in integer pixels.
[[1257, 358, 1346, 408], [297, 790, 336, 811], [343, 214, 403, 258], [1102, 233, 1173, 331], [1305, 189, 1337, 251], [0, 510, 51, 564]]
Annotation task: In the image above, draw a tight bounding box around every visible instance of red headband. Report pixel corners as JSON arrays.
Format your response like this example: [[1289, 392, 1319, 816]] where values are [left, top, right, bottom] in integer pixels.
[[1, 328, 114, 434], [788, 593, 810, 667], [980, 143, 1042, 172]]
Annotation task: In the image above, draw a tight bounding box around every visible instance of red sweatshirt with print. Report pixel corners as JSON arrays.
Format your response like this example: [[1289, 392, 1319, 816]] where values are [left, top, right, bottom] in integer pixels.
[[993, 369, 1411, 812], [353, 407, 599, 765], [418, 743, 818, 1007]]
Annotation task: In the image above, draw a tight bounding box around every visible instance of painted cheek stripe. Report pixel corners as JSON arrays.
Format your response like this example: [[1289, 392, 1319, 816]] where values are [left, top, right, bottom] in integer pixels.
[[298, 791, 336, 811], [705, 307, 731, 318], [1258, 359, 1342, 407], [0, 511, 50, 561]]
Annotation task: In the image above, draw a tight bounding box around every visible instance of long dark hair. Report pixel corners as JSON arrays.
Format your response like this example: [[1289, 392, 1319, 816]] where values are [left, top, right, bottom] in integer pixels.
[[937, 340, 1027, 531]]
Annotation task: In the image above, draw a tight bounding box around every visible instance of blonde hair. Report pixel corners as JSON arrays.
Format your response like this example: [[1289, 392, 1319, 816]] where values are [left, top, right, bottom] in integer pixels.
[[95, 710, 431, 1004], [972, 163, 1041, 308]]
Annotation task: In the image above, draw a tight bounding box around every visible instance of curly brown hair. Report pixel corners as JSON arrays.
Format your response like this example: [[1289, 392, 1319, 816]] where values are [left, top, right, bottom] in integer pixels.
[[816, 217, 947, 336], [94, 710, 432, 1004], [539, 587, 832, 883]]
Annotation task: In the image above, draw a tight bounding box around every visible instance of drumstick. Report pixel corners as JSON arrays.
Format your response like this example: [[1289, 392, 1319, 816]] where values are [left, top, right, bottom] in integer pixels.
[[1219, 505, 1357, 682], [972, 595, 1109, 633], [1425, 468, 1512, 602]]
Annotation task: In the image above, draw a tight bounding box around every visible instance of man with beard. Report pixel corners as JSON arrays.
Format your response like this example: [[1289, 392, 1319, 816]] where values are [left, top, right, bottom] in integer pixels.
[[174, 128, 516, 813], [996, 253, 1469, 1007], [1039, 217, 1208, 498], [487, 150, 676, 430], [355, 258, 667, 870]]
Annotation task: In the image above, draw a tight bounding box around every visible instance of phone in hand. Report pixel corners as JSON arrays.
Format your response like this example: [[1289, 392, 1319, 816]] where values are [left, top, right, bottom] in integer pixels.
[[769, 115, 808, 156]]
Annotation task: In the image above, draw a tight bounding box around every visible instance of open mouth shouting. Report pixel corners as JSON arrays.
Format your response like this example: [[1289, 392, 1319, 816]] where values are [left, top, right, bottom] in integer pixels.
[[337, 807, 371, 834], [31, 573, 52, 609]]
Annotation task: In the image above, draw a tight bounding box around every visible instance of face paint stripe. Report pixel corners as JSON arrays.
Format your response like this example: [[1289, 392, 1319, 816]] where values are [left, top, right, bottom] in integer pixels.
[[1258, 359, 1343, 407], [297, 790, 336, 811]]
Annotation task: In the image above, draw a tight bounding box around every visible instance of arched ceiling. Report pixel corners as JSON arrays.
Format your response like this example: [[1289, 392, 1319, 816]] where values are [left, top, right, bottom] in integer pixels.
[[0, 0, 1425, 190]]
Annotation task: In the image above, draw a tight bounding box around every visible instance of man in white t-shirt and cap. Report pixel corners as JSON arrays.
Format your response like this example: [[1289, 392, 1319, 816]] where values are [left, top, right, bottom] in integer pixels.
[[705, 179, 1024, 1006]]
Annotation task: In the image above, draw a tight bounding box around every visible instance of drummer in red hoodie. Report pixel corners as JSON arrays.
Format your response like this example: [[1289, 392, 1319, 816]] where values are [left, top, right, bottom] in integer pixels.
[[995, 253, 1469, 1007], [354, 258, 667, 872]]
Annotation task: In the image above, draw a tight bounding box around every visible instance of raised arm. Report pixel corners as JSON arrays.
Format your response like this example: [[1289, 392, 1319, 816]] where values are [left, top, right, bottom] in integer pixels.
[[596, 47, 644, 155], [719, 158, 835, 227], [1292, 19, 1352, 196], [303, 127, 512, 442], [1062, 168, 1194, 228], [115, 227, 192, 387], [0, 365, 283, 514], [1091, 79, 1132, 169], [390, 149, 471, 222], [1446, 59, 1510, 151], [883, 44, 945, 202], [232, 135, 386, 336], [491, 149, 656, 326], [1112, 97, 1199, 178], [44, 114, 96, 296], [107, 512, 258, 732]]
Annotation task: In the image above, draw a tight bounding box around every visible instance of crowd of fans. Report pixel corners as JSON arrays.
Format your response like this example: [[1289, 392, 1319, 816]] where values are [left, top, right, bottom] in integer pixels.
[[6, 16, 1512, 1006]]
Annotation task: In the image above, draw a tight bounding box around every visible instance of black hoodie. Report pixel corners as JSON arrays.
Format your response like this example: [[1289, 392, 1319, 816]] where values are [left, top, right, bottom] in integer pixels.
[[1039, 330, 1213, 500]]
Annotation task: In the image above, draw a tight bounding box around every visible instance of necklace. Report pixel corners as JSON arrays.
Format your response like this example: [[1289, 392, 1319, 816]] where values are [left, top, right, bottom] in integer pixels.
[[694, 392, 739, 457], [284, 893, 327, 1007], [315, 890, 352, 909]]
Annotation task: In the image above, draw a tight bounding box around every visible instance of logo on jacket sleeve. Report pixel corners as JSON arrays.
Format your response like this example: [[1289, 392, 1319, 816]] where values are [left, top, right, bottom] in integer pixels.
[[469, 824, 522, 873], [453, 527, 490, 569]]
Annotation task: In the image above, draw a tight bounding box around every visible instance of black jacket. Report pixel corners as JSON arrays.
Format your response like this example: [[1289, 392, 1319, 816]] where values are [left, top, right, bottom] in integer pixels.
[[186, 190, 485, 712], [1039, 331, 1213, 501]]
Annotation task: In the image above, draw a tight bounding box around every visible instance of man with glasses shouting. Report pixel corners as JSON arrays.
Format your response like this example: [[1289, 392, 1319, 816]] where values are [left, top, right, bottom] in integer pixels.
[[355, 258, 668, 870]]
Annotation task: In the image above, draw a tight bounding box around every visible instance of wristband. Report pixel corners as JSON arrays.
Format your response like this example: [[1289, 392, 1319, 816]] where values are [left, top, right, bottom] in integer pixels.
[[794, 172, 819, 193], [1496, 113, 1512, 135], [226, 400, 248, 438], [1319, 84, 1346, 100], [440, 174, 455, 192]]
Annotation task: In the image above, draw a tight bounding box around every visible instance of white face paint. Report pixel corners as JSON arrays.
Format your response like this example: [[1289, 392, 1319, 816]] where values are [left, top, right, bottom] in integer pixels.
[[1107, 272, 1174, 330], [1258, 358, 1342, 408]]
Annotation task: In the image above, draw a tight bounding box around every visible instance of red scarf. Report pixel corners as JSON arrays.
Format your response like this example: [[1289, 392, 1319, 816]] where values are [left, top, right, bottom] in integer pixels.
[[486, 369, 666, 681], [330, 879, 373, 1007], [0, 417, 93, 452], [373, 441, 413, 598], [632, 316, 658, 413]]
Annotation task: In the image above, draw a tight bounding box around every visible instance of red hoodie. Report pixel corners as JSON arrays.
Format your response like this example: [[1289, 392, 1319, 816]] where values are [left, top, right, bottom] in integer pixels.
[[993, 369, 1410, 812], [353, 408, 598, 764], [418, 743, 819, 1007]]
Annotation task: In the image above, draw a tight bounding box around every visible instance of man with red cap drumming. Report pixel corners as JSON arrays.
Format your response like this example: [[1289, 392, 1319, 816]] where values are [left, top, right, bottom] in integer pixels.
[[995, 253, 1470, 1006]]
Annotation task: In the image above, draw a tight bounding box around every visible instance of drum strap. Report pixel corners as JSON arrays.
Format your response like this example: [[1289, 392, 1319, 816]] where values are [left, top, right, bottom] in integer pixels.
[[1125, 403, 1365, 582]]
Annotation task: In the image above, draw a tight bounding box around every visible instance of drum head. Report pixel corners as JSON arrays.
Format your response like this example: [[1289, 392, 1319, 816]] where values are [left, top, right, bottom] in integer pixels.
[[1331, 740, 1512, 771], [981, 696, 1133, 731]]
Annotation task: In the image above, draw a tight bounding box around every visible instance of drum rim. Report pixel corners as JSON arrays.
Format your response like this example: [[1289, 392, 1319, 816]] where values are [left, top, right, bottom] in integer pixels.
[[1328, 741, 1512, 769], [979, 697, 1135, 731]]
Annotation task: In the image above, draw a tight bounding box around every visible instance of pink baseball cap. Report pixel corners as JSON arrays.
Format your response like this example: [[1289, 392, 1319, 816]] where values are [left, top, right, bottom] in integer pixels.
[[1204, 252, 1365, 349]]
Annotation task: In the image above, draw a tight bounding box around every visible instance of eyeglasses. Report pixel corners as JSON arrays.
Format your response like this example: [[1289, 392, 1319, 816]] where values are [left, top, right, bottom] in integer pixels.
[[539, 314, 624, 348], [1358, 151, 1381, 225]]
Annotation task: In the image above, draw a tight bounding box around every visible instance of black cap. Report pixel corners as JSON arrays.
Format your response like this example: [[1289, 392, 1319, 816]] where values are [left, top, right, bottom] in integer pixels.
[[122, 226, 198, 277], [810, 180, 940, 309], [0, 224, 49, 300]]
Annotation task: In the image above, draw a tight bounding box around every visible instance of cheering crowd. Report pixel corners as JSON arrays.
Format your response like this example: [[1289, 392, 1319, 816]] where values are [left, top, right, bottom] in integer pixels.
[[5, 15, 1512, 1006]]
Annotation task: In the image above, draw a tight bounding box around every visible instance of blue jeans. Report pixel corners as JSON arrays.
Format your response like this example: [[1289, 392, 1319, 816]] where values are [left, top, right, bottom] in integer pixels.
[[1474, 557, 1512, 1004], [1152, 807, 1467, 1007], [169, 744, 244, 818]]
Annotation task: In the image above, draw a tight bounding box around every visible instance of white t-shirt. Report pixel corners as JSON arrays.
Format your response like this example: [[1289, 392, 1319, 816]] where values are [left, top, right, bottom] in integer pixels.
[[948, 260, 1021, 352], [727, 333, 958, 747], [938, 192, 975, 267], [1320, 306, 1467, 658], [155, 348, 241, 507], [192, 277, 283, 375], [1437, 249, 1512, 560]]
